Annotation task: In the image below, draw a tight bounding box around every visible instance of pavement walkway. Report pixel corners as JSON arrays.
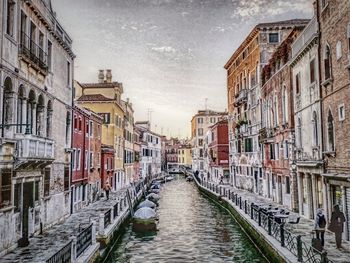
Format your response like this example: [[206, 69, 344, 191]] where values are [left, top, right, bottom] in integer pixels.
[[212, 182, 350, 263], [0, 189, 127, 263]]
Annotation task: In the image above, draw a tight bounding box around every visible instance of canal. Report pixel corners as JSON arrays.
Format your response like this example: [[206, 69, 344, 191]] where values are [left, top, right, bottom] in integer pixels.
[[106, 175, 268, 263]]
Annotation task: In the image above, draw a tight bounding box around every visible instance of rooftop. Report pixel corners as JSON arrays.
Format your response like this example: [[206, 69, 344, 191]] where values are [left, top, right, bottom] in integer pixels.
[[77, 94, 114, 102]]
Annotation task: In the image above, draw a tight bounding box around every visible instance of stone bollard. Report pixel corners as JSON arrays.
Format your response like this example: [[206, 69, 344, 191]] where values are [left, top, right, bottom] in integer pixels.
[[91, 220, 96, 245], [71, 236, 77, 262], [99, 213, 104, 235]]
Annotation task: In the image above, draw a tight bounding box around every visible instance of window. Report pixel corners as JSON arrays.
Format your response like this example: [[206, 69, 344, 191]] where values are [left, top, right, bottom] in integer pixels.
[[198, 139, 203, 146], [244, 138, 253, 152], [197, 118, 203, 124], [0, 169, 12, 208], [324, 45, 331, 80], [76, 149, 81, 170], [282, 86, 288, 124], [275, 143, 279, 160], [310, 59, 315, 84], [99, 113, 110, 124], [89, 152, 93, 168], [48, 40, 52, 71], [285, 177, 291, 194], [269, 33, 279, 43], [34, 181, 39, 202], [338, 104, 345, 121], [67, 61, 71, 87], [72, 149, 76, 170], [312, 111, 319, 146], [74, 115, 78, 129], [295, 73, 301, 94], [269, 144, 275, 160], [198, 128, 203, 136], [66, 111, 71, 145], [327, 110, 335, 151], [43, 167, 51, 197], [14, 183, 21, 212], [284, 140, 289, 159], [78, 117, 82, 131], [321, 0, 328, 8], [89, 121, 93, 136], [336, 41, 342, 60], [199, 149, 203, 157], [6, 0, 15, 36], [20, 11, 27, 44], [64, 166, 70, 191]]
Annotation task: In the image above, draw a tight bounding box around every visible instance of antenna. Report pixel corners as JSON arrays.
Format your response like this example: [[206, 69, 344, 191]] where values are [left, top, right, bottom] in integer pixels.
[[205, 98, 208, 111]]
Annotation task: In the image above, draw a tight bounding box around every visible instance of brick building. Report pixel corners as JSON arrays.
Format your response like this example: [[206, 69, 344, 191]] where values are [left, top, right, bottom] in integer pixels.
[[261, 28, 305, 210], [224, 19, 309, 195], [317, 0, 350, 240], [101, 144, 115, 188], [207, 120, 229, 184]]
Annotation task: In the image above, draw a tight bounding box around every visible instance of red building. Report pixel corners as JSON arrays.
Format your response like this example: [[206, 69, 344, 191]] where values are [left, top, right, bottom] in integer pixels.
[[72, 106, 102, 212], [101, 144, 115, 188], [208, 120, 229, 183]]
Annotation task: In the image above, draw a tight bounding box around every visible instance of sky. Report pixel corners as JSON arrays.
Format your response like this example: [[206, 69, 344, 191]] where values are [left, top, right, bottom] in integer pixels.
[[51, 0, 313, 138]]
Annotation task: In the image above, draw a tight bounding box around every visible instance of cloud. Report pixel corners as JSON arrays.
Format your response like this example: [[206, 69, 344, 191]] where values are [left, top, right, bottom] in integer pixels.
[[151, 46, 176, 53]]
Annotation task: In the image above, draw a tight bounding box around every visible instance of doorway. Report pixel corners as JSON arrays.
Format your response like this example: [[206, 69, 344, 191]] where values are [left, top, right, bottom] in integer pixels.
[[18, 182, 33, 247]]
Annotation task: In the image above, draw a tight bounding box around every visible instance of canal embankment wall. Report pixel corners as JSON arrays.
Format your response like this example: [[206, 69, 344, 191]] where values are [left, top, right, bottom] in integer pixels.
[[189, 174, 299, 263]]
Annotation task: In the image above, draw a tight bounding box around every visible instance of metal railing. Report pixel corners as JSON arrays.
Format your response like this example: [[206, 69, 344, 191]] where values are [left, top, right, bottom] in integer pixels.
[[19, 31, 48, 72], [113, 202, 119, 219], [104, 209, 111, 228], [46, 240, 72, 263], [197, 178, 336, 263], [76, 224, 92, 258]]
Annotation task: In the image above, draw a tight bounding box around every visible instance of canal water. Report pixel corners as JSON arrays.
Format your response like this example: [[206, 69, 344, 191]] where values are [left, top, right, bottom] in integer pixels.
[[106, 175, 268, 263]]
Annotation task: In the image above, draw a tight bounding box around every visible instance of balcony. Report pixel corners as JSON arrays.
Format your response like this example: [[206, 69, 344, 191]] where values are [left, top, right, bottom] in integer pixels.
[[258, 127, 274, 143], [19, 31, 48, 74], [292, 17, 318, 59], [14, 133, 54, 169], [234, 89, 248, 106]]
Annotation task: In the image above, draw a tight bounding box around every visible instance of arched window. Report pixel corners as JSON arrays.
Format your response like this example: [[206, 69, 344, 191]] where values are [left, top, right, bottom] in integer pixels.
[[273, 94, 278, 126], [36, 95, 45, 136], [327, 110, 335, 151], [2, 78, 13, 132], [17, 85, 25, 133], [312, 111, 318, 146], [282, 86, 288, 124], [324, 45, 331, 80], [297, 117, 302, 148], [46, 100, 53, 138], [27, 90, 36, 134]]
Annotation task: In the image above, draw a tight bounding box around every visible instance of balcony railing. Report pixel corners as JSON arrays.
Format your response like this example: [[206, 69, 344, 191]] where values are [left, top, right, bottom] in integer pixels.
[[292, 17, 318, 59], [234, 89, 248, 106], [19, 31, 48, 73], [14, 133, 54, 169]]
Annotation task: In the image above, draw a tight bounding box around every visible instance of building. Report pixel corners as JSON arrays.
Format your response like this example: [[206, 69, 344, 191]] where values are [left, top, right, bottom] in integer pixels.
[[123, 98, 135, 185], [224, 19, 309, 193], [101, 144, 115, 189], [191, 110, 227, 175], [261, 28, 305, 211], [317, 0, 350, 240], [206, 120, 229, 184], [136, 121, 162, 180], [75, 70, 126, 191], [0, 0, 74, 251], [165, 137, 180, 172], [178, 144, 192, 168], [133, 128, 142, 183], [290, 16, 323, 219]]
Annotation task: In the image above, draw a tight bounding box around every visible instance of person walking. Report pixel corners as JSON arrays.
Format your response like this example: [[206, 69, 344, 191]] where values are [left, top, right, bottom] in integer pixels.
[[105, 181, 111, 201], [329, 204, 346, 249], [314, 208, 326, 248]]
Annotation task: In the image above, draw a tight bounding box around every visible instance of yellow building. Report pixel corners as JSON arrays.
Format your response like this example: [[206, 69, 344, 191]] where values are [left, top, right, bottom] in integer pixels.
[[178, 144, 192, 167], [74, 70, 126, 190]]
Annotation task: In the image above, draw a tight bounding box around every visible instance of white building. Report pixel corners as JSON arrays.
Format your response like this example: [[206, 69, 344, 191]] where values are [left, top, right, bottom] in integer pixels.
[[290, 17, 324, 220], [123, 98, 135, 185], [0, 0, 74, 252], [136, 121, 162, 180]]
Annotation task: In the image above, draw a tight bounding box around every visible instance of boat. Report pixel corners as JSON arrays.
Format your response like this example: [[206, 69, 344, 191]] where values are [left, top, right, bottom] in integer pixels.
[[137, 199, 157, 209], [133, 207, 157, 232], [146, 193, 160, 203], [165, 175, 174, 182]]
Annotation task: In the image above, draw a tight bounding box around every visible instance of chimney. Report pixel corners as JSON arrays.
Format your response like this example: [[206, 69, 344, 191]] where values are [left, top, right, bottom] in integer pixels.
[[106, 69, 112, 83], [98, 70, 104, 83]]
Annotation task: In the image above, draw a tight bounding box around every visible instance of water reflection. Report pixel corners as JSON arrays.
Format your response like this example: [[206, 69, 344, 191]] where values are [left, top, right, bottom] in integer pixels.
[[107, 175, 268, 263]]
